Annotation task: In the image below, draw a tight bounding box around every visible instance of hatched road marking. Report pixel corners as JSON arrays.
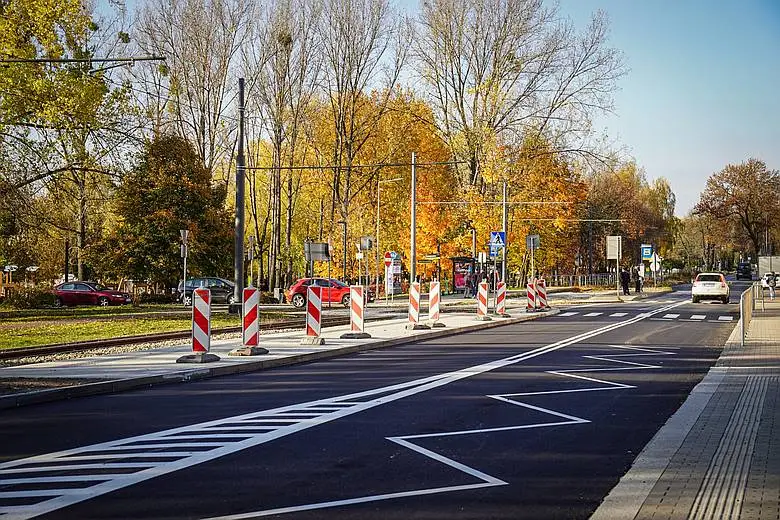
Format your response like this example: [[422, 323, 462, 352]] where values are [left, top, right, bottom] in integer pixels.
[[0, 302, 687, 520]]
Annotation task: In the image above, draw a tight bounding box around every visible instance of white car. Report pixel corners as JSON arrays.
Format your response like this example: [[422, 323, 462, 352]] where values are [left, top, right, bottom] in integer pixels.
[[691, 272, 730, 304]]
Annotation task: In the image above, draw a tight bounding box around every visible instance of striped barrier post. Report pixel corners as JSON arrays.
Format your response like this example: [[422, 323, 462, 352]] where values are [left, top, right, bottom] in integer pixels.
[[301, 286, 324, 345], [229, 287, 269, 356], [177, 287, 220, 363], [341, 286, 371, 339], [537, 278, 550, 310], [476, 281, 492, 321], [495, 281, 510, 317], [526, 281, 537, 312], [426, 281, 445, 327], [405, 282, 430, 330]]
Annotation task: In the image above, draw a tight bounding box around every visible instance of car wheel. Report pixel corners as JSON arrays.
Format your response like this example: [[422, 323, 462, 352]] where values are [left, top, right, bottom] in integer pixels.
[[341, 294, 350, 307], [98, 297, 110, 307], [723, 297, 729, 304], [227, 294, 237, 305], [183, 295, 193, 307], [54, 297, 64, 308], [692, 296, 699, 303], [291, 293, 305, 308]]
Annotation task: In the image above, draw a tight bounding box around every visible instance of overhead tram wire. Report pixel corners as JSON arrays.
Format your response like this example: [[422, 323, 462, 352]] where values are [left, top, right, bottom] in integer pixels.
[[243, 160, 470, 171]]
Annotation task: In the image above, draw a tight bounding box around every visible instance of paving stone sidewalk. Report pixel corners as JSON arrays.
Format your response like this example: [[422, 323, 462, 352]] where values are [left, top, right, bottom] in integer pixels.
[[592, 298, 780, 520]]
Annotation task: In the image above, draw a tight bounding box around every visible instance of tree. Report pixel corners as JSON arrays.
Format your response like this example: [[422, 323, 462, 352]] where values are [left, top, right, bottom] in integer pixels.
[[88, 134, 233, 285], [694, 159, 780, 257], [414, 0, 624, 187]]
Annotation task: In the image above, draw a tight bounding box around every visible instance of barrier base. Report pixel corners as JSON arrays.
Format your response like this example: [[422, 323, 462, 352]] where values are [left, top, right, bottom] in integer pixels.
[[405, 322, 431, 331], [300, 336, 325, 345], [475, 315, 493, 321], [176, 353, 221, 364], [228, 346, 269, 356], [425, 320, 446, 328], [494, 312, 512, 318], [227, 303, 241, 315], [526, 308, 537, 313], [340, 331, 372, 339]]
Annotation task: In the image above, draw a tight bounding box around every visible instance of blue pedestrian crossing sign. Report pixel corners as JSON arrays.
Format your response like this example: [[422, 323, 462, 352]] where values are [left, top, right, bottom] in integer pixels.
[[489, 231, 506, 258]]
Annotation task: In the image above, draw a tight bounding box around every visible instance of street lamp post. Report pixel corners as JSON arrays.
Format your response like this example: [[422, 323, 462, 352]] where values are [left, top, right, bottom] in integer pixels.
[[376, 177, 403, 302], [337, 220, 347, 281]]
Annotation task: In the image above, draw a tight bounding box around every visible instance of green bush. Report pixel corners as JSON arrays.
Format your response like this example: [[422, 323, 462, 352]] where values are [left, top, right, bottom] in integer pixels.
[[1, 286, 56, 309], [138, 292, 176, 304]]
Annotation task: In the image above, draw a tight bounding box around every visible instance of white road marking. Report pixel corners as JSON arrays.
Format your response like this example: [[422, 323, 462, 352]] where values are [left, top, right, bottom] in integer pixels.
[[583, 312, 603, 317], [662, 314, 680, 319], [718, 316, 733, 321], [558, 312, 579, 317], [609, 313, 628, 317], [0, 301, 687, 520], [690, 315, 706, 320]]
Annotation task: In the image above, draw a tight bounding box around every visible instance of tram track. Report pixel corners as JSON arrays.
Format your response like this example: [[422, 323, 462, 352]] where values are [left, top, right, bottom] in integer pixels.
[[0, 314, 401, 362]]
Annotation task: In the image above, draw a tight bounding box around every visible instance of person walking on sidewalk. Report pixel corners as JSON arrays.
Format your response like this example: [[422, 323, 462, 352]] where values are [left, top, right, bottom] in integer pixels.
[[769, 271, 776, 300], [633, 267, 643, 294], [620, 268, 630, 296]]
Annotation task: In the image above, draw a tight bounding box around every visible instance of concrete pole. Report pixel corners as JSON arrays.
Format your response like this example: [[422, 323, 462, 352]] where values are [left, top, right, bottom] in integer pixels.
[[410, 152, 417, 284], [376, 176, 380, 300], [233, 77, 245, 307]]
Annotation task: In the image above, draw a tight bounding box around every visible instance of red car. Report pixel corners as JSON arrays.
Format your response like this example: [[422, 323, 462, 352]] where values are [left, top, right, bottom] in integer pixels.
[[53, 282, 132, 307], [286, 278, 375, 308]]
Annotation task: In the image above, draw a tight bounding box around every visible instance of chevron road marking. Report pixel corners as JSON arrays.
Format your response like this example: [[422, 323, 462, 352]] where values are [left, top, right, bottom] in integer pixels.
[[0, 302, 687, 520]]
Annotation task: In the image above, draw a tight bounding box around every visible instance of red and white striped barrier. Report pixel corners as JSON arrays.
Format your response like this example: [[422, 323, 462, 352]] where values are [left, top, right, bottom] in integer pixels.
[[227, 287, 269, 356], [476, 281, 491, 320], [526, 282, 537, 312], [495, 281, 509, 316], [243, 287, 259, 347], [537, 278, 550, 310], [301, 286, 324, 344], [341, 285, 372, 339], [192, 288, 211, 352], [426, 281, 445, 327], [177, 288, 220, 363], [408, 281, 421, 323], [429, 281, 441, 321]]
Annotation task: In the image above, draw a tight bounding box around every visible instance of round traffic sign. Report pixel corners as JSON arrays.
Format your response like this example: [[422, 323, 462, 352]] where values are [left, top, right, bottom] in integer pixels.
[[384, 251, 392, 267]]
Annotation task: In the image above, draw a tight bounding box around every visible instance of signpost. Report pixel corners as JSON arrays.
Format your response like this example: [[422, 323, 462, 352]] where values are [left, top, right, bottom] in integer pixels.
[[180, 230, 189, 307], [526, 234, 540, 283], [607, 235, 622, 298]]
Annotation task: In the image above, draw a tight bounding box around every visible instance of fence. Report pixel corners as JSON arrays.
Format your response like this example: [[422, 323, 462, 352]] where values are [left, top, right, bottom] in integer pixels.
[[740, 282, 763, 347]]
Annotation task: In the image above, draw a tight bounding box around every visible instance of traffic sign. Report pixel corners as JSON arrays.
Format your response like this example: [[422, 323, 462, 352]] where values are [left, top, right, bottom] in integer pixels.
[[490, 231, 506, 258], [641, 244, 653, 261], [526, 234, 540, 249], [384, 251, 392, 268], [606, 235, 622, 260]]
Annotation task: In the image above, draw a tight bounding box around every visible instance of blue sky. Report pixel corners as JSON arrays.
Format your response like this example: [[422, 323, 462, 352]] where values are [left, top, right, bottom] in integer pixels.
[[399, 0, 780, 215], [540, 0, 780, 216]]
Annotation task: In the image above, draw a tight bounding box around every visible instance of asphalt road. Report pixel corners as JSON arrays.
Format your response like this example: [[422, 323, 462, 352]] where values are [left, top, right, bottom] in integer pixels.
[[0, 285, 746, 520]]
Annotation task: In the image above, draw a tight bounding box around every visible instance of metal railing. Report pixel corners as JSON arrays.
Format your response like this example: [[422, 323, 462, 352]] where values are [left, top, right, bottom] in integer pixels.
[[739, 283, 763, 347]]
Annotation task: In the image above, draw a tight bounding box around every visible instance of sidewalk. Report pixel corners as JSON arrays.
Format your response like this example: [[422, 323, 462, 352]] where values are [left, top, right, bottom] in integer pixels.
[[0, 298, 554, 409], [591, 298, 780, 520]]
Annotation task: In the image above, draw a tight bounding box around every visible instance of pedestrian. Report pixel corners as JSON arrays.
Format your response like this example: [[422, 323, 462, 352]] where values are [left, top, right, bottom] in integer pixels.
[[634, 267, 643, 294], [620, 268, 630, 295], [769, 271, 776, 301]]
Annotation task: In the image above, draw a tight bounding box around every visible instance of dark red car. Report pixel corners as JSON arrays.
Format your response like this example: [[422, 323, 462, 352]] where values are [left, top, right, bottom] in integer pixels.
[[53, 282, 132, 307], [286, 278, 374, 308]]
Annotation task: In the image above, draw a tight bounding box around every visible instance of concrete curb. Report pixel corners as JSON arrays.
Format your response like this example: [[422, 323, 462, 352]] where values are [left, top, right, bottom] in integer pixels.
[[589, 319, 741, 519], [0, 308, 559, 410]]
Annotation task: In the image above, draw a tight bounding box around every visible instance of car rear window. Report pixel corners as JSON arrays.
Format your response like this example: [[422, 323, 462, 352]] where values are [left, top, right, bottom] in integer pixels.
[[697, 274, 722, 282]]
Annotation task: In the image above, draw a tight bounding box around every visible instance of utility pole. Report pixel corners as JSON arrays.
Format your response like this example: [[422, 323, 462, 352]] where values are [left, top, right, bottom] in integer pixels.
[[180, 230, 189, 305], [410, 152, 417, 284], [233, 77, 245, 311], [502, 180, 508, 282]]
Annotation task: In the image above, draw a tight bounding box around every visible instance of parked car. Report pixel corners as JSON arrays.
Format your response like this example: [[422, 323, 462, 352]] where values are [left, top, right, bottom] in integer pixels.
[[53, 282, 132, 307], [286, 278, 374, 308], [177, 277, 236, 306], [691, 272, 730, 304], [735, 262, 753, 280]]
